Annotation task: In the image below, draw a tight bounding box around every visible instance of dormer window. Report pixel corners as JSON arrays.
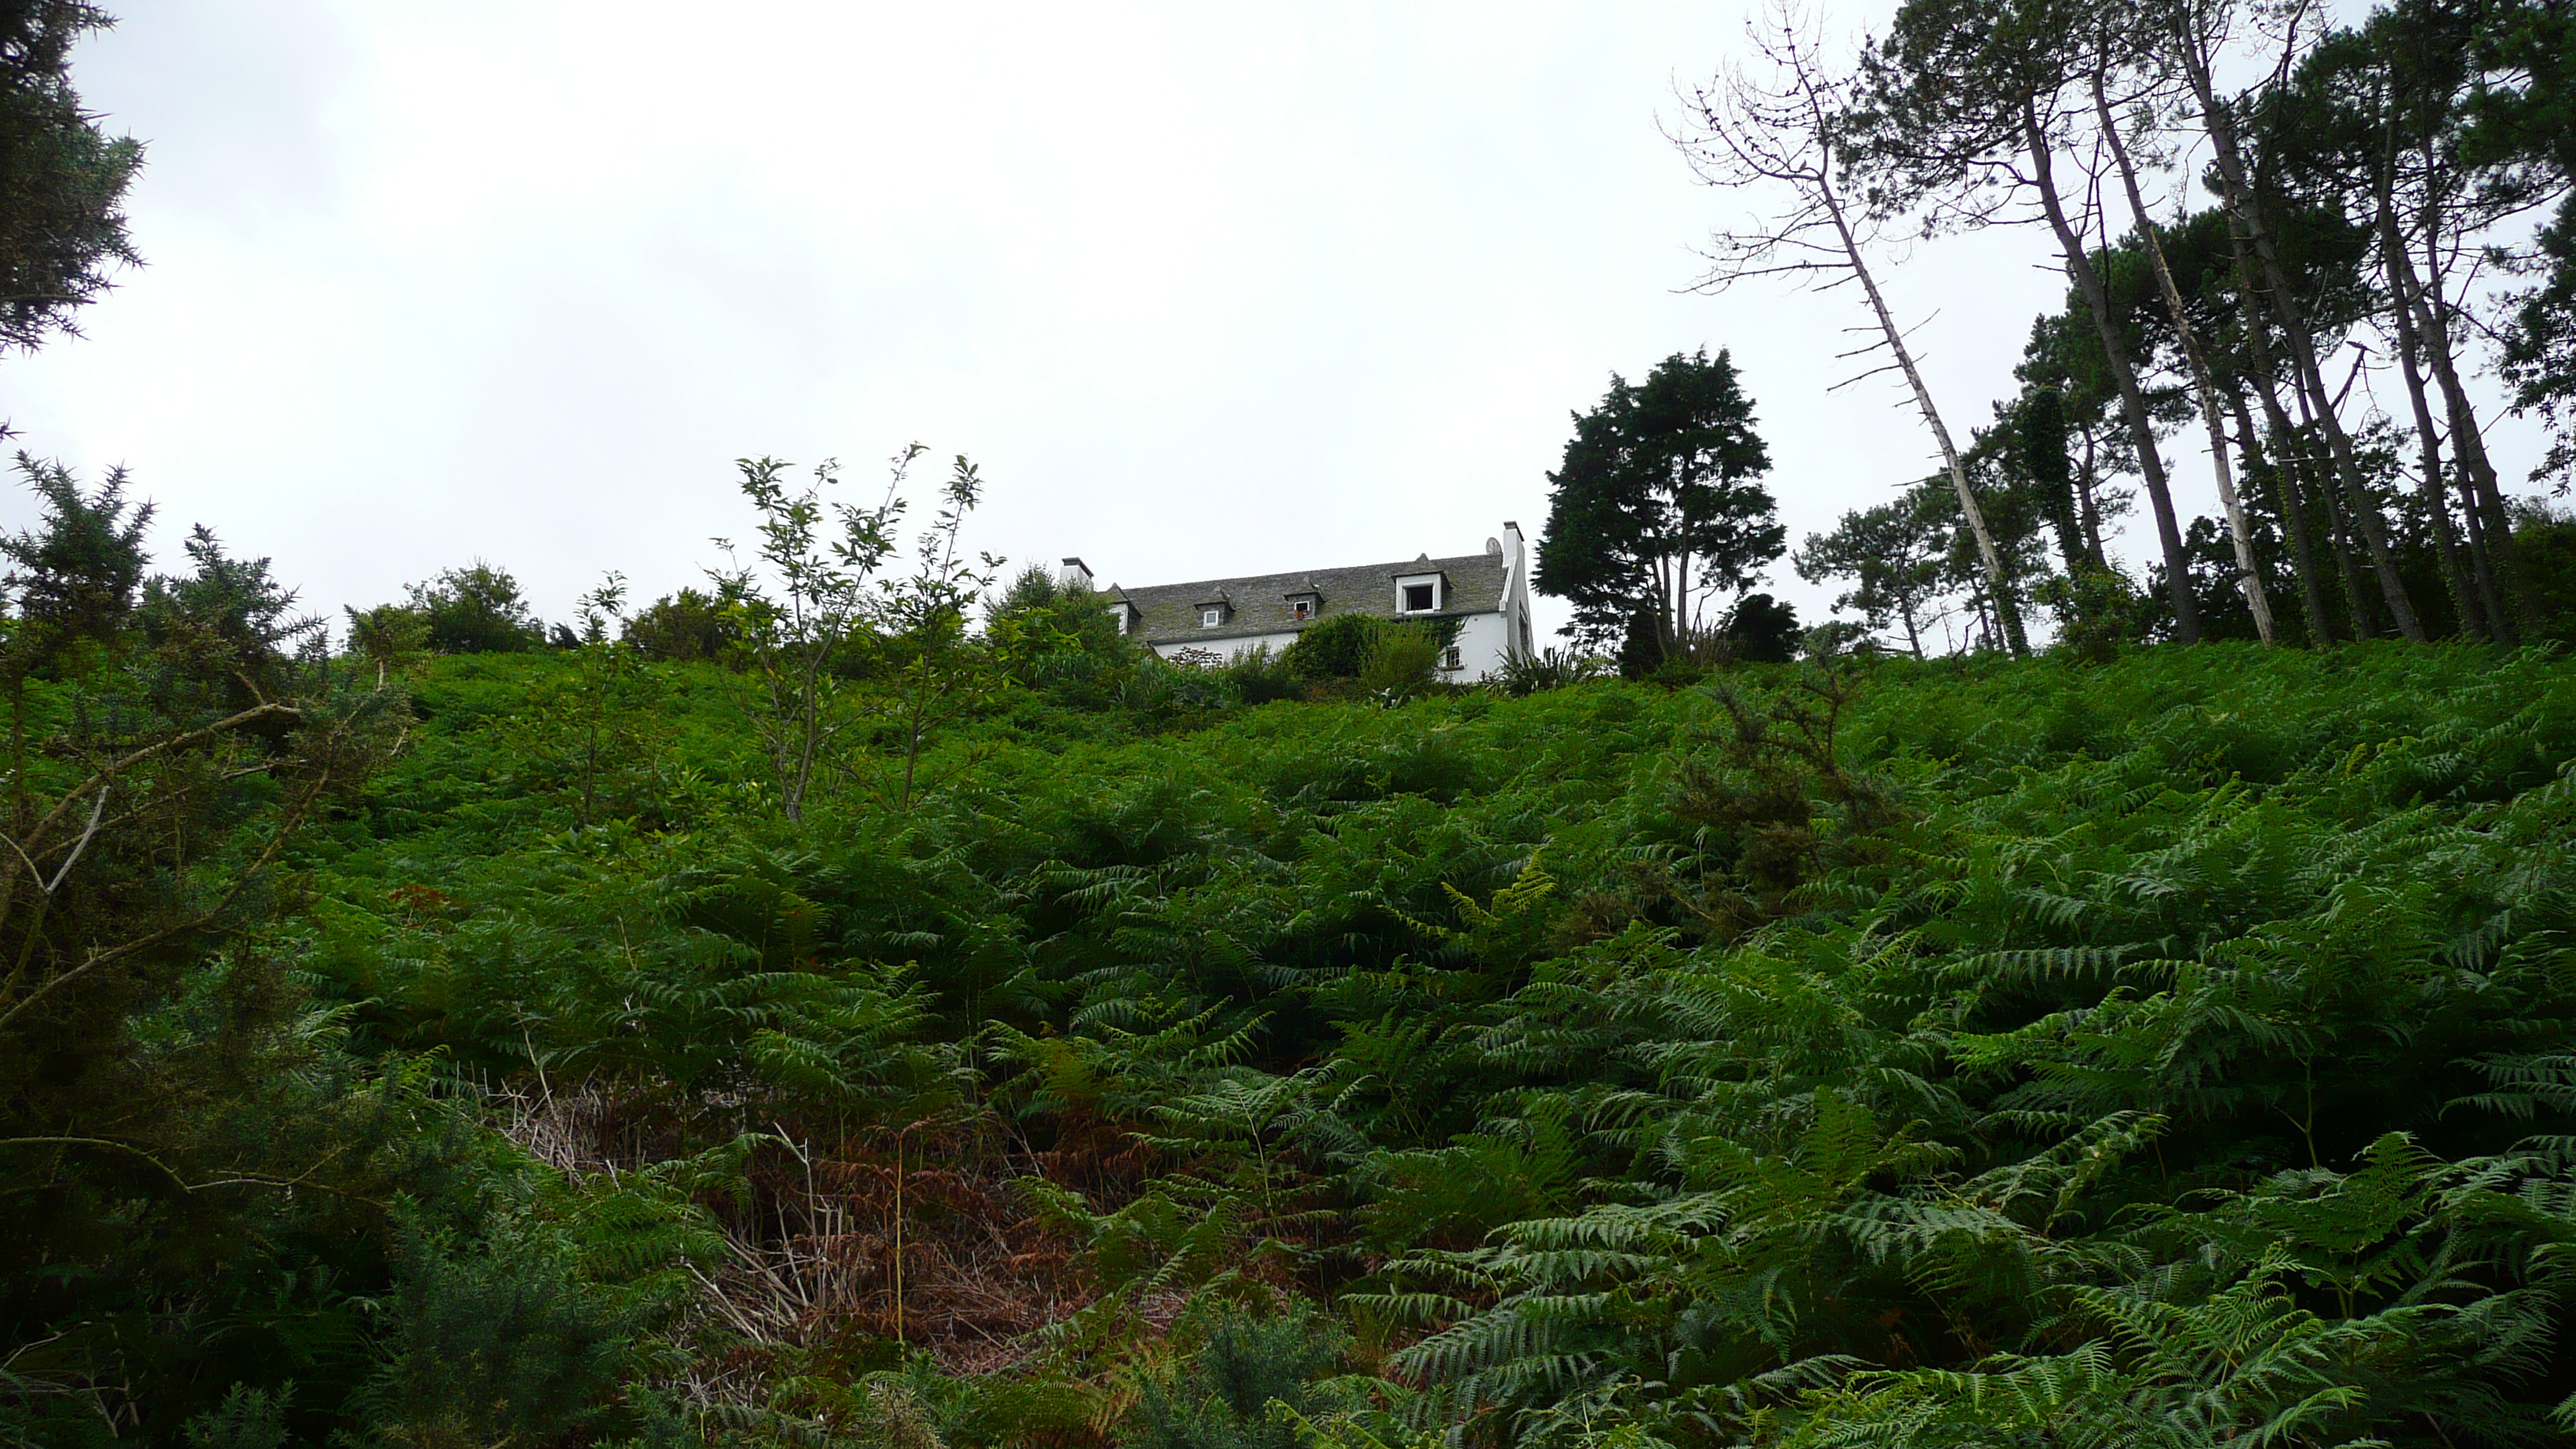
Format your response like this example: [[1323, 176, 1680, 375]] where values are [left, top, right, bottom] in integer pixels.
[[1395, 564, 1446, 615], [1105, 601, 1136, 635], [1285, 591, 1320, 622], [1201, 607, 1223, 627]]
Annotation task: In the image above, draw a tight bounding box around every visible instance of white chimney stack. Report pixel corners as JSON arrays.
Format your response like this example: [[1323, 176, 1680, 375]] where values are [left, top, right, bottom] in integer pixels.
[[1059, 557, 1095, 592]]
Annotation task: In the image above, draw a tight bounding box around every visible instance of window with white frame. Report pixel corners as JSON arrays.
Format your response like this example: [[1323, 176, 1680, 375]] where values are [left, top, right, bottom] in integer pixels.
[[1399, 581, 1437, 612], [1443, 644, 1462, 670], [1289, 597, 1315, 621], [1201, 607, 1222, 627]]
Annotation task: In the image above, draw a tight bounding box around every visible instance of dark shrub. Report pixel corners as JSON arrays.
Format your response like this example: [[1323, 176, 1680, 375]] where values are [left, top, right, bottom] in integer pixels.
[[407, 562, 543, 654]]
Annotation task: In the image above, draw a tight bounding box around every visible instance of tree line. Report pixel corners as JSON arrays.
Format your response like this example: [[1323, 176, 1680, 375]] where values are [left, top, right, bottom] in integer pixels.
[[1541, 0, 2576, 666]]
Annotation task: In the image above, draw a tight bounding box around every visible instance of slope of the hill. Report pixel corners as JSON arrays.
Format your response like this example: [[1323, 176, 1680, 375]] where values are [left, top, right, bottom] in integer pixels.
[[242, 642, 2576, 1448]]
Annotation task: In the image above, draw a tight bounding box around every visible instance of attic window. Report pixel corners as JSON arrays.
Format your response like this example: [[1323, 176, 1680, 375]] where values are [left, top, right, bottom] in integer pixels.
[[1201, 607, 1223, 627], [1402, 582, 1437, 612], [1290, 598, 1314, 621]]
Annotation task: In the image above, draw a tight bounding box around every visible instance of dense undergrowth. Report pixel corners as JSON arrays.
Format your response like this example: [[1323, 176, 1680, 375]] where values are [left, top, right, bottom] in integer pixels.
[[13, 628, 2576, 1447]]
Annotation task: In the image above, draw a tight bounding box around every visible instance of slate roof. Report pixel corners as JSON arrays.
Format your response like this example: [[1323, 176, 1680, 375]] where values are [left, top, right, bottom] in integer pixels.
[[1107, 548, 1511, 647]]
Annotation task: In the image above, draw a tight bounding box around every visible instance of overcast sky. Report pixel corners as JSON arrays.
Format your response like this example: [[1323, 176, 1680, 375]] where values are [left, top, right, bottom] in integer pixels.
[[1, 0, 2546, 647]]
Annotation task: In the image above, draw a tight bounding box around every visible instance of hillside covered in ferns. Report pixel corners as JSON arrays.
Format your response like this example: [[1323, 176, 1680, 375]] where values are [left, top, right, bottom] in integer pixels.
[[7, 471, 2576, 1447]]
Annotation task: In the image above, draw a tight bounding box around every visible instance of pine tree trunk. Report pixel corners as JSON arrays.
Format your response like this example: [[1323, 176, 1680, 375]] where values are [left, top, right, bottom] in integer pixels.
[[2228, 386, 2334, 646], [2377, 157, 2484, 639], [2404, 197, 2536, 638], [2178, 38, 2424, 640], [2220, 211, 2334, 644], [2095, 72, 2274, 643], [2309, 404, 2377, 641], [1813, 160, 2027, 655], [2022, 95, 2201, 644], [2076, 427, 2108, 569]]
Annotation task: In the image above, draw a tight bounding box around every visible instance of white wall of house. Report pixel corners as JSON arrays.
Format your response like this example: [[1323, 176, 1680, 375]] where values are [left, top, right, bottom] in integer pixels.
[[1149, 630, 1305, 664], [1442, 611, 1515, 680], [1500, 522, 1535, 661]]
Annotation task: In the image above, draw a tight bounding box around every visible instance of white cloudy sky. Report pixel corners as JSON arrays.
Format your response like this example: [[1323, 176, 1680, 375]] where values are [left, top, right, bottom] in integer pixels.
[[0, 0, 2545, 645]]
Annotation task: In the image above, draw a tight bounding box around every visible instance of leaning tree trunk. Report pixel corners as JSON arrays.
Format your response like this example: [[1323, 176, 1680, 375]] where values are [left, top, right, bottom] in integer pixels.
[[2021, 94, 2201, 643], [2376, 148, 2485, 639], [1814, 159, 2027, 655], [2095, 71, 2274, 643], [2403, 181, 2536, 638], [2227, 386, 2334, 646], [2218, 207, 2336, 644], [2177, 39, 2424, 640], [2286, 377, 2378, 639]]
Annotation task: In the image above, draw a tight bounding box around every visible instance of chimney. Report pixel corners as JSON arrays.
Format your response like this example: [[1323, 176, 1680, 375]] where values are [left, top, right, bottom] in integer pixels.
[[1059, 557, 1094, 592]]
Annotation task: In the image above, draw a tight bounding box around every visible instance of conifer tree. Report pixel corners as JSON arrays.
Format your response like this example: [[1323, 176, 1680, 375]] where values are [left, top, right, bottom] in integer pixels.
[[1533, 348, 1781, 664]]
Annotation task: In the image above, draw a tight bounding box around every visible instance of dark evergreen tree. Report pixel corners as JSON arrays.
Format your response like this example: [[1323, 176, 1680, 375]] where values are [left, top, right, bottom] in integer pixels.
[[1534, 348, 1780, 664], [1723, 591, 1802, 663]]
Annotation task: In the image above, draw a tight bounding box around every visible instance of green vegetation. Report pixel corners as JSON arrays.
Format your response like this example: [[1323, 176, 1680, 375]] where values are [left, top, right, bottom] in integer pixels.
[[8, 450, 2574, 1444], [1674, 0, 2576, 658], [12, 2, 2576, 1445], [1534, 349, 1780, 671], [0, 2, 142, 354]]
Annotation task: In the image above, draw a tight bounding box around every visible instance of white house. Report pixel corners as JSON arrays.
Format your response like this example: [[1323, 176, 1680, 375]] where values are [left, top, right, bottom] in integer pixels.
[[1062, 524, 1536, 682]]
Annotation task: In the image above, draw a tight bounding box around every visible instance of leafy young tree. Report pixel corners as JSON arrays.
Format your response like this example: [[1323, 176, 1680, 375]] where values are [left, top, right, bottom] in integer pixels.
[[0, 2, 142, 355], [1533, 348, 1782, 664], [711, 449, 907, 824], [564, 572, 636, 827], [867, 454, 1001, 812]]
